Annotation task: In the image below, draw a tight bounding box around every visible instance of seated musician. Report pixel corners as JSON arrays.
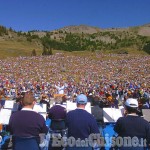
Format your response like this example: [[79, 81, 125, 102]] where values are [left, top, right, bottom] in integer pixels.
[[40, 94, 50, 112], [8, 91, 48, 150], [114, 98, 150, 149], [48, 97, 67, 131], [0, 90, 6, 109]]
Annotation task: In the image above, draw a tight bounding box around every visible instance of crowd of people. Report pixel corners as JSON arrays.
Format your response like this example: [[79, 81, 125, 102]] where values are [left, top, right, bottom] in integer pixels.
[[7, 93, 150, 150], [0, 53, 149, 108], [0, 52, 150, 149]]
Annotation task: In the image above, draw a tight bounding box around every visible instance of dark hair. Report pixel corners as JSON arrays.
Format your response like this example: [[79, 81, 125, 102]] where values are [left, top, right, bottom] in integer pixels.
[[125, 106, 138, 114], [77, 103, 86, 107], [22, 91, 35, 106]]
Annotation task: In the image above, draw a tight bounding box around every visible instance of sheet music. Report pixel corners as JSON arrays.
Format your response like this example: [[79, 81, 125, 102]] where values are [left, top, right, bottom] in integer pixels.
[[66, 101, 76, 112], [103, 108, 122, 123], [0, 109, 12, 125], [112, 108, 123, 122], [85, 102, 91, 114], [103, 108, 114, 122], [4, 100, 14, 109], [66, 101, 91, 114], [33, 103, 47, 113]]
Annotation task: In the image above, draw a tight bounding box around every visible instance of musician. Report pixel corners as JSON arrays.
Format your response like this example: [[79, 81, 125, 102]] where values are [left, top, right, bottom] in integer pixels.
[[107, 98, 119, 108], [66, 94, 102, 150], [9, 91, 48, 150], [40, 94, 50, 112], [114, 98, 150, 149], [48, 97, 66, 130], [48, 97, 67, 150]]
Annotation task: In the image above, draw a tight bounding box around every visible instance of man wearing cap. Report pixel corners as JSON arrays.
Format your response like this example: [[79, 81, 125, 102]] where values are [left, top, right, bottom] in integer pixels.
[[114, 98, 150, 149], [66, 94, 101, 150]]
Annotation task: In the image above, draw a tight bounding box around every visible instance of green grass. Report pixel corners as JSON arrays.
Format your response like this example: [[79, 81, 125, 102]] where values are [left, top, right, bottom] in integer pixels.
[[0, 40, 149, 59], [0, 40, 42, 59]]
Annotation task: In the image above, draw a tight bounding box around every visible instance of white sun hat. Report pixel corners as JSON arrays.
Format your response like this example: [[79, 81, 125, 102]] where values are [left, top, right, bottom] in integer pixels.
[[125, 98, 138, 108]]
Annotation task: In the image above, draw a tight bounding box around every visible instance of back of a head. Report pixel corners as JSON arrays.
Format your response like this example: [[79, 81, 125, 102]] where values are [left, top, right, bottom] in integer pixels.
[[42, 95, 47, 100], [76, 94, 87, 105], [22, 91, 35, 106], [125, 98, 138, 108], [62, 95, 67, 103], [55, 97, 62, 104], [124, 98, 138, 114]]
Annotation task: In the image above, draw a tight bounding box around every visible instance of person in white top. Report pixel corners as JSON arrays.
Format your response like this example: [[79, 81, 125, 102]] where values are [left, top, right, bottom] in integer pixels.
[[55, 82, 67, 94]]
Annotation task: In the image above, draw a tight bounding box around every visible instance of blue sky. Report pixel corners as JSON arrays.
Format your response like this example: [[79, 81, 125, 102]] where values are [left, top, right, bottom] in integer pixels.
[[0, 0, 150, 31]]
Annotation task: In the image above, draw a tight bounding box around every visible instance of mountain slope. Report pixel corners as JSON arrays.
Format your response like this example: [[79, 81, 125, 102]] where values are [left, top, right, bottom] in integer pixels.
[[0, 23, 150, 58], [57, 25, 101, 34]]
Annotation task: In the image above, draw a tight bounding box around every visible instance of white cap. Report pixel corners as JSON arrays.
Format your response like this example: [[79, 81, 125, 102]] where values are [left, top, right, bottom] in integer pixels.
[[125, 98, 138, 108]]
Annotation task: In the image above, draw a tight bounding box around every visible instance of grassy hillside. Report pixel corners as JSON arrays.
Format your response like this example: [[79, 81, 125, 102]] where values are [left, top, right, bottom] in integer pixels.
[[0, 40, 43, 59], [0, 24, 150, 58]]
